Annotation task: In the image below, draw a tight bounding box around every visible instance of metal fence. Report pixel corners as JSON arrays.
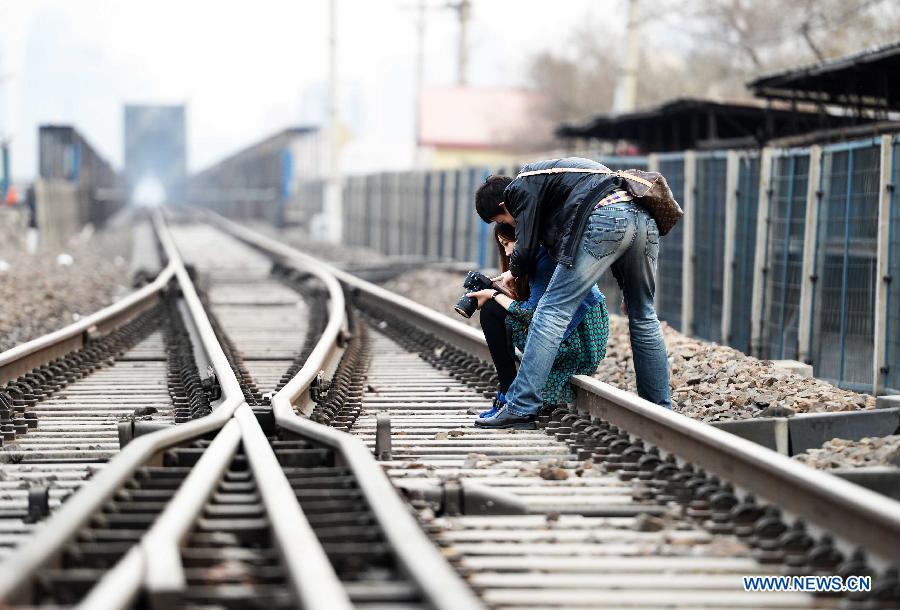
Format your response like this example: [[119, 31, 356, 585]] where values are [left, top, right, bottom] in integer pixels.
[[759, 150, 811, 361], [282, 139, 900, 395], [654, 154, 686, 331], [811, 140, 881, 392], [887, 136, 900, 394], [692, 153, 728, 343], [727, 153, 760, 354]]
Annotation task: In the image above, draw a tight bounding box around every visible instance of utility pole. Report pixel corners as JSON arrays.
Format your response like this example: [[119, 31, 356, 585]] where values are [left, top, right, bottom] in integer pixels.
[[0, 66, 9, 199], [325, 0, 343, 242], [414, 0, 426, 166], [617, 0, 640, 113], [447, 0, 471, 86]]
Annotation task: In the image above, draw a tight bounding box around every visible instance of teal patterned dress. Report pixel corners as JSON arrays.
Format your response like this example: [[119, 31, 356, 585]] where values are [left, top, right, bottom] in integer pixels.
[[505, 298, 610, 405]]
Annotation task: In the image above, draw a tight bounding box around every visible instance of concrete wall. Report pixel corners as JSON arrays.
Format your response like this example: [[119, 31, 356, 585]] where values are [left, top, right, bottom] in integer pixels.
[[34, 179, 80, 249]]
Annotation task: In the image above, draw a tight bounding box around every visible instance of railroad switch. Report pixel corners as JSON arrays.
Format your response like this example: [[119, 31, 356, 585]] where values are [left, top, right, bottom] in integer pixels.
[[201, 368, 222, 401]]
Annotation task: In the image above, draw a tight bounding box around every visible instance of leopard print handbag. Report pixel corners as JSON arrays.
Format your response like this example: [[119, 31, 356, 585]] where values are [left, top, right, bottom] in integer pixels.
[[615, 169, 683, 236]]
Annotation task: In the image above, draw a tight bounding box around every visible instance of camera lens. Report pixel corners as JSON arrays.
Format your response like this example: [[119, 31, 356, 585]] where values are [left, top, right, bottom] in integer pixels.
[[454, 295, 477, 318]]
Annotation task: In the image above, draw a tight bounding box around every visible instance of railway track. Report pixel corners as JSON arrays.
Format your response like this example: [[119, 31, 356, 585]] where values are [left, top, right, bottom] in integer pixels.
[[1, 212, 899, 608], [0, 215, 478, 609], [0, 262, 182, 558], [215, 214, 900, 609]]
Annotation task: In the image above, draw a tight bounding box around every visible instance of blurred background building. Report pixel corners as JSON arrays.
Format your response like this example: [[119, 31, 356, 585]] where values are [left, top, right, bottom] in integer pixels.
[[417, 86, 553, 168]]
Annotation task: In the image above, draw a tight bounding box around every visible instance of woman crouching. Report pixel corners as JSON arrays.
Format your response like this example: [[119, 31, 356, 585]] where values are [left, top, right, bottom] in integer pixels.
[[466, 223, 610, 428]]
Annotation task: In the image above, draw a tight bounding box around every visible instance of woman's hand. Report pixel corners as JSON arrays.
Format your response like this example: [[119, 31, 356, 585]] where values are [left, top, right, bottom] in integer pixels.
[[491, 270, 515, 295], [466, 288, 496, 310]]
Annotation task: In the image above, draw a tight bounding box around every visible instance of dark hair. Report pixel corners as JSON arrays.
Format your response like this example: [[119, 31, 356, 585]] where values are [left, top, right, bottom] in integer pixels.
[[494, 223, 529, 301], [475, 175, 512, 223]]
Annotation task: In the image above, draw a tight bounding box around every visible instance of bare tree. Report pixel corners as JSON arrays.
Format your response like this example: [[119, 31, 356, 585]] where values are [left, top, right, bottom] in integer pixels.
[[527, 20, 619, 125], [526, 0, 900, 131]]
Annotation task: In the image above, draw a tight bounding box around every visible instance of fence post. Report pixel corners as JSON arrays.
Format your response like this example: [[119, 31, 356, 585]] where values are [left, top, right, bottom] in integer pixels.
[[477, 168, 490, 268], [874, 135, 894, 395], [681, 150, 697, 336], [797, 145, 823, 367], [383, 173, 394, 255], [391, 173, 401, 255], [721, 150, 740, 345], [362, 175, 372, 248], [436, 171, 446, 257], [464, 167, 476, 262], [402, 172, 412, 255], [354, 177, 363, 246], [750, 147, 774, 358], [422, 172, 432, 256], [340, 178, 349, 242]]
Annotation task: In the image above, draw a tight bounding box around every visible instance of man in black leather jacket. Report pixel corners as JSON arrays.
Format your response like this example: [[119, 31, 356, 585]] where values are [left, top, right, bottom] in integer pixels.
[[472, 157, 672, 429]]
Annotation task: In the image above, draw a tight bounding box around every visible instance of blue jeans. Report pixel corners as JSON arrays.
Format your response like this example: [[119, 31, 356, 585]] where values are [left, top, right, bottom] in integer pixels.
[[505, 202, 672, 414]]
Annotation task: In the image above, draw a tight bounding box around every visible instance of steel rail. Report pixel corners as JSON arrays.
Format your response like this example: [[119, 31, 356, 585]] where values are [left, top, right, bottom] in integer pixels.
[[571, 376, 900, 563], [0, 215, 246, 604], [0, 263, 176, 385], [83, 420, 241, 610], [212, 214, 488, 610], [233, 403, 354, 610], [0, 213, 240, 601], [153, 213, 245, 402], [1, 214, 355, 607], [141, 419, 243, 605], [215, 215, 900, 566], [158, 213, 352, 609]]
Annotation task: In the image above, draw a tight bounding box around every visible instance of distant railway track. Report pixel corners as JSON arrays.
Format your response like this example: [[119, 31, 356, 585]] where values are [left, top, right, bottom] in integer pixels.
[[0, 211, 897, 608]]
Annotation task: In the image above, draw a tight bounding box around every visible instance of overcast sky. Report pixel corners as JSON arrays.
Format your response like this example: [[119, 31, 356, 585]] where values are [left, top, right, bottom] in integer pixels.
[[0, 0, 632, 179]]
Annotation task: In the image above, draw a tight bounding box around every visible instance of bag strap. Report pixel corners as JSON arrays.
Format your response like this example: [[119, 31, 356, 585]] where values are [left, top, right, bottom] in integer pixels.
[[515, 166, 654, 188]]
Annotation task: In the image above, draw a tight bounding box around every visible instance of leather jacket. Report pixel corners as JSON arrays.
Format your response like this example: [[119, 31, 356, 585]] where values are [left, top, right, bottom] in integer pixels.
[[504, 157, 623, 277]]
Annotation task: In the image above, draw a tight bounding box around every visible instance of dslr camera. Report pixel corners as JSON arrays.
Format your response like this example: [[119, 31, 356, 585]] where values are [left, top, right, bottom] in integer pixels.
[[454, 270, 495, 318]]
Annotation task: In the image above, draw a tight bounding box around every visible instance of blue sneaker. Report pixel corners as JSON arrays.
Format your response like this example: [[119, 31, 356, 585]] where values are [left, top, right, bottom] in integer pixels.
[[479, 392, 506, 419], [474, 406, 536, 430]]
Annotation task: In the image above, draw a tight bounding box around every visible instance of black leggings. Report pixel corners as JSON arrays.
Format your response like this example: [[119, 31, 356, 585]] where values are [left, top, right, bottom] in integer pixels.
[[479, 300, 517, 393]]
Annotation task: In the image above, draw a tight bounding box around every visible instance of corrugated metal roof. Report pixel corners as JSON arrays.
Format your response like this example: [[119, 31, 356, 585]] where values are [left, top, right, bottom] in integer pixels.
[[748, 39, 900, 110], [557, 97, 871, 152]]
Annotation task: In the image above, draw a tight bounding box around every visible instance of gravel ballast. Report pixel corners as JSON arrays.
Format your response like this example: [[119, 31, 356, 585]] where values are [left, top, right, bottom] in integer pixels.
[[0, 212, 132, 352], [379, 269, 876, 422], [794, 436, 900, 470]]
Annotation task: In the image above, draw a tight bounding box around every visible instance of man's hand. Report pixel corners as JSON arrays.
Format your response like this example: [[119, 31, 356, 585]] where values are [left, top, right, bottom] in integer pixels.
[[466, 288, 496, 310], [491, 270, 515, 295]]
